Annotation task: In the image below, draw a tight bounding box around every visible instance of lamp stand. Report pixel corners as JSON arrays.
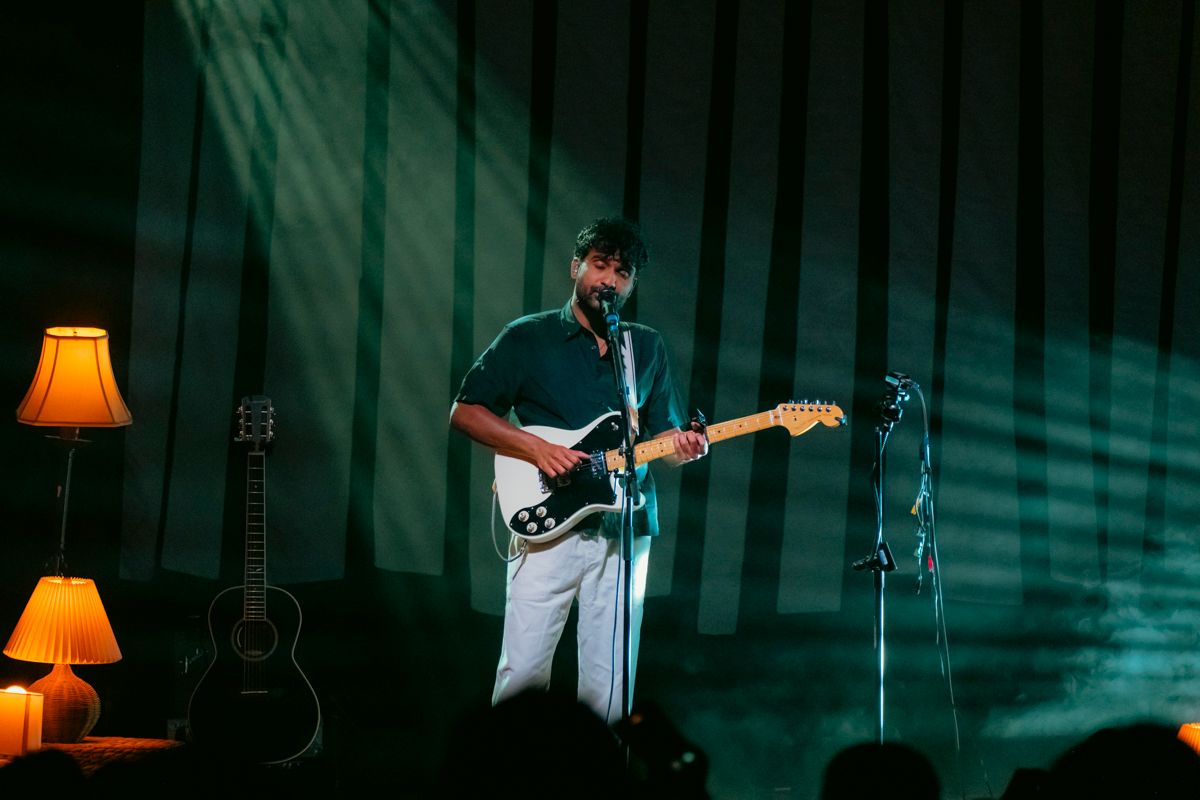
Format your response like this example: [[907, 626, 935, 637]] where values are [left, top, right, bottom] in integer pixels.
[[28, 663, 101, 743], [47, 427, 88, 575]]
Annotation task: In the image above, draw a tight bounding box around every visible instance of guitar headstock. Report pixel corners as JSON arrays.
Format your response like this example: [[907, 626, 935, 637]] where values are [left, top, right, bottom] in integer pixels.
[[236, 395, 275, 450], [773, 400, 847, 436]]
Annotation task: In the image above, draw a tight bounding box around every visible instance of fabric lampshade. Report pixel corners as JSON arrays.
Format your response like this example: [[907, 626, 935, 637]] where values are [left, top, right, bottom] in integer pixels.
[[4, 577, 122, 665], [16, 326, 132, 428], [1178, 723, 1200, 756]]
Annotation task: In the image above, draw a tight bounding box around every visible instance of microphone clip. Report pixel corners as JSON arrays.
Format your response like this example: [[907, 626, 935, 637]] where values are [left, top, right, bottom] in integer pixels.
[[877, 371, 914, 432], [852, 541, 897, 573]]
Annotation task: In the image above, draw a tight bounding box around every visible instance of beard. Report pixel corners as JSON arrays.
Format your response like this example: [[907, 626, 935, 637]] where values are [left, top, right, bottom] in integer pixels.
[[577, 285, 625, 313]]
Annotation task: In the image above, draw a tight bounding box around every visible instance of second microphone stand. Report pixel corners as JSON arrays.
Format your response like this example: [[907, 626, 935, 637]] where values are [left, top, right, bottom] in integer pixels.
[[853, 378, 909, 743]]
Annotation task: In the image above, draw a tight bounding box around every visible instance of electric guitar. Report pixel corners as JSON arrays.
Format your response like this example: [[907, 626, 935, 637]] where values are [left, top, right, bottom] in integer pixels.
[[187, 396, 321, 764], [495, 401, 846, 543]]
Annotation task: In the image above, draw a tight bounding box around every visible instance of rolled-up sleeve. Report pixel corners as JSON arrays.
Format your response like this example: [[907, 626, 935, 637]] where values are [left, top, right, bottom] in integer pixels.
[[454, 325, 523, 418]]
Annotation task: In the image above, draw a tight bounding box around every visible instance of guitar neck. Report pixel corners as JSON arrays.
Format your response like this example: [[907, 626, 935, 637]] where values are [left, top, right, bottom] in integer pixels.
[[245, 450, 267, 619], [604, 409, 782, 472]]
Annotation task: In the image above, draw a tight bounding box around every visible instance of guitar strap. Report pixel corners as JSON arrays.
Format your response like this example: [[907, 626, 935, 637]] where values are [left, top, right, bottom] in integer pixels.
[[621, 329, 639, 438]]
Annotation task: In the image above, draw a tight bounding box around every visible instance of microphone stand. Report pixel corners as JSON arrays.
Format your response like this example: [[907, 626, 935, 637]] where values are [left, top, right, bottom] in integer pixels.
[[602, 296, 637, 726], [852, 375, 909, 743]]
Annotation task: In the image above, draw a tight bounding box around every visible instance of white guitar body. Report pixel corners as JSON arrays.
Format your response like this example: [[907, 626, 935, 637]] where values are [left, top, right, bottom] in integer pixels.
[[494, 413, 644, 543]]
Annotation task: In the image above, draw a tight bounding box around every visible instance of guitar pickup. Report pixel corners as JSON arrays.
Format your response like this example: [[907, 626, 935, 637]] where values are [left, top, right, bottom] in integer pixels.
[[537, 472, 575, 493], [588, 453, 607, 478]]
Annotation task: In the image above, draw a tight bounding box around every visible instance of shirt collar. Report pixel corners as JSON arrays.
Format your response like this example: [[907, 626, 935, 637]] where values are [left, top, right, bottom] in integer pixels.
[[558, 299, 587, 340], [559, 297, 630, 341]]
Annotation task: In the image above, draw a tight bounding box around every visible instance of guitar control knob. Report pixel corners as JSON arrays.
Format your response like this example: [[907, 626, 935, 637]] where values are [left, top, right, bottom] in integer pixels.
[[544, 518, 556, 529], [518, 510, 530, 523], [535, 506, 547, 518], [526, 522, 538, 534]]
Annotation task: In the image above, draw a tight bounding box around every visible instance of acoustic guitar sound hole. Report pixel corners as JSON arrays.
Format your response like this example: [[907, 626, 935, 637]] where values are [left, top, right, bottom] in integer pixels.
[[231, 619, 280, 662]]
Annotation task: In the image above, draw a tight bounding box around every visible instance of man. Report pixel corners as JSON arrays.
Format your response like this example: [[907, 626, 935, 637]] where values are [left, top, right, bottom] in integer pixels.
[[450, 216, 706, 724]]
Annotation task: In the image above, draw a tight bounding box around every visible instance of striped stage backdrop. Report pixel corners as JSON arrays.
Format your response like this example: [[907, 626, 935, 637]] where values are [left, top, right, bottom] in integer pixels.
[[119, 0, 1199, 648]]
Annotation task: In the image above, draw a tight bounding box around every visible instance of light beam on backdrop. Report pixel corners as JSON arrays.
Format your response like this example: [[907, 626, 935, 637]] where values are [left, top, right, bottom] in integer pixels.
[[5, 326, 130, 742]]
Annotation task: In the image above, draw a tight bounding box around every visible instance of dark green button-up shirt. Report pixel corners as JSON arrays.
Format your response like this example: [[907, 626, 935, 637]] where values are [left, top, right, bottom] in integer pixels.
[[456, 300, 687, 536]]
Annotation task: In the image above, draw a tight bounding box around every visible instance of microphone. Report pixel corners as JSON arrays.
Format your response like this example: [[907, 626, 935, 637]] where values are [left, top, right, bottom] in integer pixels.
[[598, 288, 620, 332], [885, 371, 918, 390]]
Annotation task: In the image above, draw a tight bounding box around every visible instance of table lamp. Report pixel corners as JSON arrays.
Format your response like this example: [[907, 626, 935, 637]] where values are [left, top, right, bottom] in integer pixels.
[[4, 326, 131, 742], [4, 577, 121, 742]]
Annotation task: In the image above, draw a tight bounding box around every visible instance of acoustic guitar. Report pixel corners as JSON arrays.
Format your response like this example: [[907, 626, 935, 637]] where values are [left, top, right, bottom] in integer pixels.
[[187, 396, 321, 764]]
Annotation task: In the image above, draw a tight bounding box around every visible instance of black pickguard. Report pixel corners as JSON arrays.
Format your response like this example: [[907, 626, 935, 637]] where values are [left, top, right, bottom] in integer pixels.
[[508, 414, 627, 537]]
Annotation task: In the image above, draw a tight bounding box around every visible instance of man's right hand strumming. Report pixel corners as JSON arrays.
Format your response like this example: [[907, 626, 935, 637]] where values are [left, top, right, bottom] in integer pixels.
[[527, 438, 590, 478], [450, 401, 588, 478]]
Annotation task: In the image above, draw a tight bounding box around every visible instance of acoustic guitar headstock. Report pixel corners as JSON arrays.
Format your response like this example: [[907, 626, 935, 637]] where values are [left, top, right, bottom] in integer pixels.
[[236, 395, 275, 450]]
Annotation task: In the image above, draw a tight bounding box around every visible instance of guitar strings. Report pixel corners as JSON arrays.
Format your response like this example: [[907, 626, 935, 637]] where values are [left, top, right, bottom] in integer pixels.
[[245, 450, 266, 699]]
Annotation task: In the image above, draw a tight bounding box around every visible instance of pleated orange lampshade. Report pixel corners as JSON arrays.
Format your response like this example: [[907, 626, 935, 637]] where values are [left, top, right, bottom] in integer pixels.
[[4, 577, 121, 665], [1178, 723, 1200, 756]]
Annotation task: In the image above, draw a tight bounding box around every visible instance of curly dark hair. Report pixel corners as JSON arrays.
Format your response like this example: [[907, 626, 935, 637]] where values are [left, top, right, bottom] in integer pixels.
[[573, 216, 650, 273]]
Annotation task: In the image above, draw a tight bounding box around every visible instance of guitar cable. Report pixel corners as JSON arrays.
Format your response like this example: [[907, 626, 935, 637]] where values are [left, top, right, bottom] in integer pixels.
[[910, 385, 966, 798], [604, 484, 635, 725], [490, 491, 527, 563]]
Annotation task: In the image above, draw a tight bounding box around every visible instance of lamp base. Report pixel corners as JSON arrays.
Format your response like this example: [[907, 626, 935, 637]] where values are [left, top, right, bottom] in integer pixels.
[[28, 664, 101, 743]]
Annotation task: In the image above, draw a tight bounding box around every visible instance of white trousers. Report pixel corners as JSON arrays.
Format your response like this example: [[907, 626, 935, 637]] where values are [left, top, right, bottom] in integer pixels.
[[492, 531, 651, 724]]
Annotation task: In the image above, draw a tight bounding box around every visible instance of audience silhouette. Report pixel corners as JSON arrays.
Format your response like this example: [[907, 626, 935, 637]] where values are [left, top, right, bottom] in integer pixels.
[[0, 748, 85, 793], [1045, 722, 1200, 798], [439, 689, 626, 798], [9, 709, 1198, 798], [439, 690, 711, 798], [820, 741, 940, 800]]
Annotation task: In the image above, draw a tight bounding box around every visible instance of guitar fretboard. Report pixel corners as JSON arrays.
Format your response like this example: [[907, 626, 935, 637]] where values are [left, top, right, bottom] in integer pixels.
[[244, 451, 267, 620], [604, 409, 791, 472]]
